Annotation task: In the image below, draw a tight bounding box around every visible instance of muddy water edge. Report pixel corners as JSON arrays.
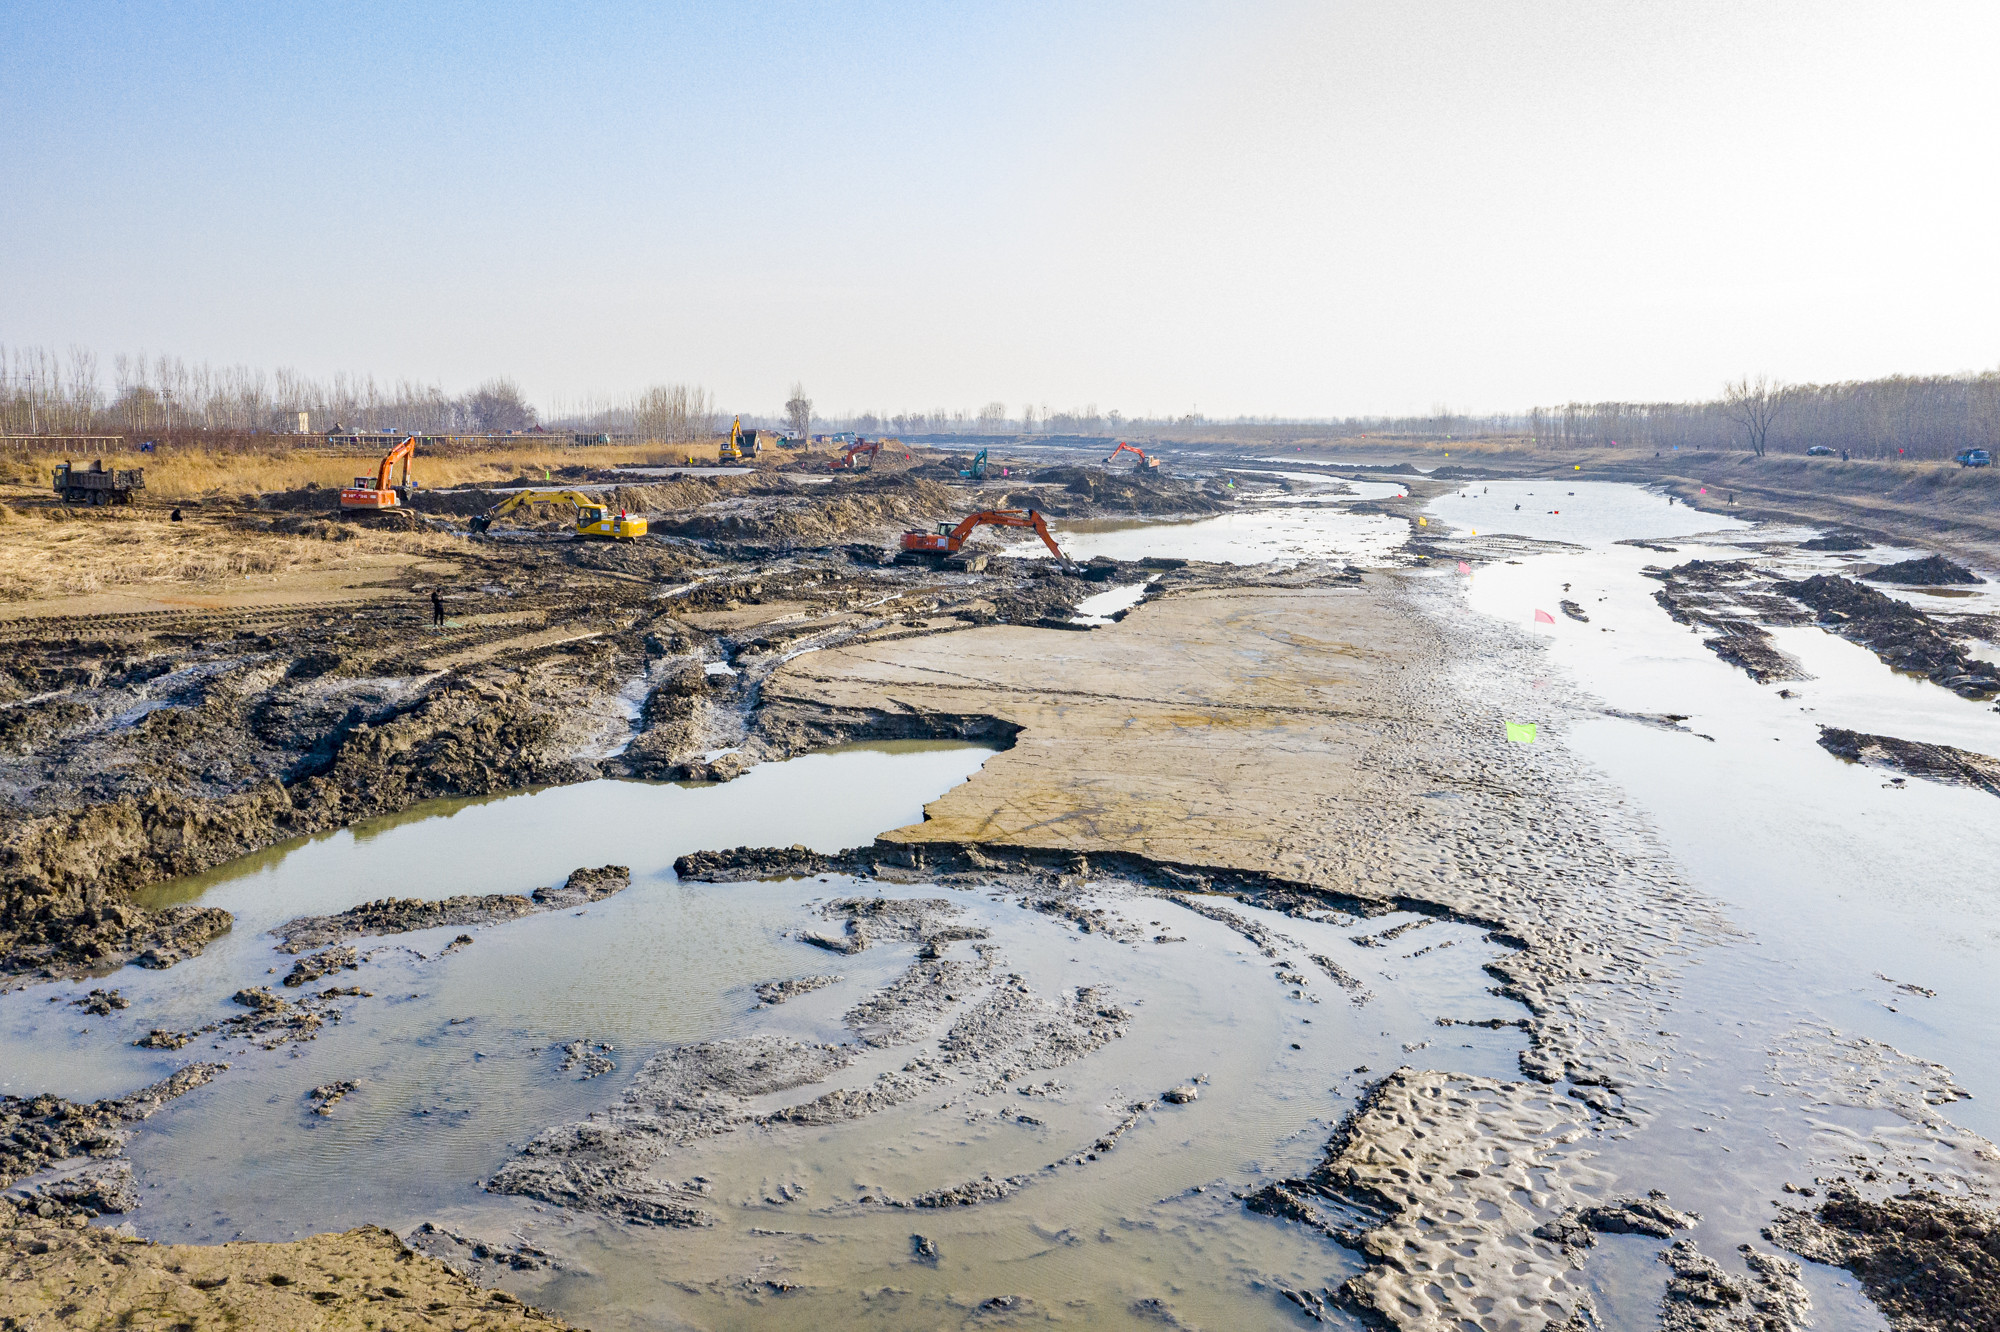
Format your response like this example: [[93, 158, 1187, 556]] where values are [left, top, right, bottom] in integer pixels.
[[5, 464, 1999, 1330]]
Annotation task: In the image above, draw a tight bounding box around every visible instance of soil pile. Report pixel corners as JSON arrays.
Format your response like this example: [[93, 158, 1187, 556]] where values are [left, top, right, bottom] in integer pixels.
[[649, 474, 960, 545], [1003, 465, 1233, 515], [1766, 1189, 2000, 1331], [1865, 554, 1982, 585], [1799, 530, 1873, 551]]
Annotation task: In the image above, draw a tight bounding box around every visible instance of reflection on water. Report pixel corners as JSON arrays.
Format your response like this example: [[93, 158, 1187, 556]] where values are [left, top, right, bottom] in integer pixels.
[[11, 742, 1000, 1103], [1428, 478, 1754, 545], [1029, 508, 1409, 566], [1070, 580, 1152, 624]]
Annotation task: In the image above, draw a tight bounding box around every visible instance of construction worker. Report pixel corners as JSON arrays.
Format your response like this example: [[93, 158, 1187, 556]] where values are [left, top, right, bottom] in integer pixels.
[[431, 589, 445, 627]]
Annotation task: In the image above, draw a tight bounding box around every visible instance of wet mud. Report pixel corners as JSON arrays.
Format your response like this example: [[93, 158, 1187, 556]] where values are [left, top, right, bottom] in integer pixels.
[[1, 1064, 225, 1207], [1765, 1188, 2000, 1331], [0, 464, 1226, 991], [0, 1200, 577, 1329], [271, 865, 631, 950], [1816, 727, 2000, 796], [10, 454, 2000, 1329]]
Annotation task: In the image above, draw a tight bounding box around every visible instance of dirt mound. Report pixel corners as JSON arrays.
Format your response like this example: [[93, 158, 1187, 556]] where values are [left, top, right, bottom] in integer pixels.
[[273, 866, 631, 950], [1766, 1188, 2000, 1331], [650, 475, 961, 544], [1865, 554, 1982, 584], [1799, 530, 1873, 551], [1024, 466, 1232, 515]]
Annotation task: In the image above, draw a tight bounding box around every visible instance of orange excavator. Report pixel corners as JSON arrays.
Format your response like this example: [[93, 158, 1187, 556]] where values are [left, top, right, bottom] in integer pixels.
[[340, 435, 416, 510], [1105, 441, 1159, 470], [900, 509, 1069, 570], [831, 439, 882, 471]]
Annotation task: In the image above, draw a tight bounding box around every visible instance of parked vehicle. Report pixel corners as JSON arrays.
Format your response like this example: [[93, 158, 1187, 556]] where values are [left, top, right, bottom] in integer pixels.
[[1956, 449, 1992, 468], [1805, 445, 1835, 456], [53, 459, 145, 505]]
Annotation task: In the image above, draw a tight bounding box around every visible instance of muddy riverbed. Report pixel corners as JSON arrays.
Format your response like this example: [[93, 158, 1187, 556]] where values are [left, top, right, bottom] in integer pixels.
[[7, 454, 2000, 1330]]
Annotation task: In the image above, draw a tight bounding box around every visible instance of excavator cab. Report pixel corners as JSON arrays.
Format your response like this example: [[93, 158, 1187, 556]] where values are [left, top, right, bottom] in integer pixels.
[[340, 436, 416, 510]]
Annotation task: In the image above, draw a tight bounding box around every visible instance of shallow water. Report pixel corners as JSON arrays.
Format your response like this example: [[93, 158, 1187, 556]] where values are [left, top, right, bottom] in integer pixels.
[[3, 735, 1533, 1329], [1028, 507, 1409, 567], [1070, 580, 1152, 624], [6, 743, 1000, 1103], [1428, 477, 1756, 545], [1423, 480, 1999, 1326]]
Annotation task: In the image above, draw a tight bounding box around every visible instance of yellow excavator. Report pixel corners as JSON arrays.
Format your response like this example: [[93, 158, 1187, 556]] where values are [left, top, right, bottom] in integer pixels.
[[719, 416, 759, 461], [468, 490, 647, 541]]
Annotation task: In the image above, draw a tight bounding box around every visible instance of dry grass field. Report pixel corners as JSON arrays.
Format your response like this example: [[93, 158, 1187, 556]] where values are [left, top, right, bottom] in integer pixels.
[[0, 433, 779, 500]]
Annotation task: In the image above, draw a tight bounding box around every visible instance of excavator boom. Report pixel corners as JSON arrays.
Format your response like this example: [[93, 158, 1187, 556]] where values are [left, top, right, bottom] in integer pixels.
[[901, 508, 1067, 562], [468, 489, 647, 541], [340, 436, 417, 510]]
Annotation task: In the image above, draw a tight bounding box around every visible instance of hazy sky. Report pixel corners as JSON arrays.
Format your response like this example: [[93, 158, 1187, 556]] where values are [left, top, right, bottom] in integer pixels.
[[4, 0, 1996, 419]]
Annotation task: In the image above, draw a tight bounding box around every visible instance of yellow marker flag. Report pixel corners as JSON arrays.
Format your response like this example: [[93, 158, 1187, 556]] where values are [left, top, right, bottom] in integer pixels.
[[1505, 722, 1538, 743], [1574, 464, 1581, 470], [1418, 517, 1428, 525]]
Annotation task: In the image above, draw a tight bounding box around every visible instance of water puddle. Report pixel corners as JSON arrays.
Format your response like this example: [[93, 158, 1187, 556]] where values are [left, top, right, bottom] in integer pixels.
[[1069, 580, 1152, 625]]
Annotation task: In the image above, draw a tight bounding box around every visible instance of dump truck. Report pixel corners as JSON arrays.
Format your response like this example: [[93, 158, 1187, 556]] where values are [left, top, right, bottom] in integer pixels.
[[53, 459, 145, 506]]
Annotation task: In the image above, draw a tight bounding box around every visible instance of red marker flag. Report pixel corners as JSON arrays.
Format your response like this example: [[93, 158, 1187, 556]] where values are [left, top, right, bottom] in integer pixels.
[[1457, 561, 1471, 573], [1534, 609, 1556, 624]]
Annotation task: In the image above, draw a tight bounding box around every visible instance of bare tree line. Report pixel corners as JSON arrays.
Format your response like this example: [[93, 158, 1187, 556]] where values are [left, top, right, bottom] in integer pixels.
[[1527, 371, 2000, 460], [0, 344, 552, 438]]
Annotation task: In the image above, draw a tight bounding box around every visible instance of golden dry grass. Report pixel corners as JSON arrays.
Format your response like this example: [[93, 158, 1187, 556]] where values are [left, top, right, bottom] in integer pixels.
[[0, 509, 457, 601], [0, 435, 780, 499]]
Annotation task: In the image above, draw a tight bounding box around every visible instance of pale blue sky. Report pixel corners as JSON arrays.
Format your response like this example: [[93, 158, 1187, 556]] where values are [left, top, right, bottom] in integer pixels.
[[4, 1, 1996, 418]]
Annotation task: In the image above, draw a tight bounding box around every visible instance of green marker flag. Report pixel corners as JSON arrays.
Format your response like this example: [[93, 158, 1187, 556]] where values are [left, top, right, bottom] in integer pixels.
[[1504, 722, 1538, 743]]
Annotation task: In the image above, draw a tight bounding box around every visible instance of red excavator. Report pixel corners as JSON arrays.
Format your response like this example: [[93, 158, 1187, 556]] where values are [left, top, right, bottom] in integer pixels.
[[900, 509, 1068, 570], [831, 439, 882, 471], [1105, 441, 1159, 469], [340, 435, 416, 510]]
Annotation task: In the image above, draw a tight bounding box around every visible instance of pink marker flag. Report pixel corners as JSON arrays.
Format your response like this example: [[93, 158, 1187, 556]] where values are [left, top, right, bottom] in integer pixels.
[[1457, 561, 1471, 573], [1534, 609, 1556, 624]]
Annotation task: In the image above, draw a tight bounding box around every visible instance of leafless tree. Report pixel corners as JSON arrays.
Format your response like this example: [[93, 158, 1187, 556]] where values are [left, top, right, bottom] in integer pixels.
[[978, 402, 1007, 433], [1723, 375, 1788, 456], [784, 382, 812, 439]]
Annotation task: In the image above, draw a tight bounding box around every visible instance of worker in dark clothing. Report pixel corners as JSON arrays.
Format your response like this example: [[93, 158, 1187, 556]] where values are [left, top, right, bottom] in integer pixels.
[[431, 589, 445, 627], [169, 508, 182, 522]]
